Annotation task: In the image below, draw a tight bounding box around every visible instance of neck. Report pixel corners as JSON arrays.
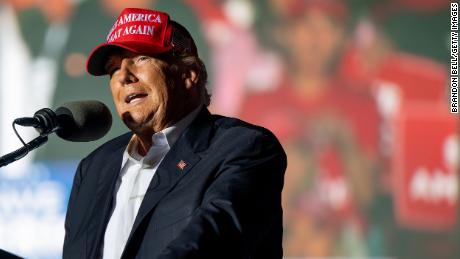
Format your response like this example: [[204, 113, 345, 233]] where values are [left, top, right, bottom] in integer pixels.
[[136, 137, 152, 156], [136, 103, 202, 156]]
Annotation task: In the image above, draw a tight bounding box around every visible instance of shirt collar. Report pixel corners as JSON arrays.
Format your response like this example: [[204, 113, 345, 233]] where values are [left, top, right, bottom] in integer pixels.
[[122, 105, 202, 165]]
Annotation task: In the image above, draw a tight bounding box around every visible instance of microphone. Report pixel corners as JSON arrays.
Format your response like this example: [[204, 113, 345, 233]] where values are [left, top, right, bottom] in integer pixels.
[[1, 100, 112, 167], [14, 100, 113, 142]]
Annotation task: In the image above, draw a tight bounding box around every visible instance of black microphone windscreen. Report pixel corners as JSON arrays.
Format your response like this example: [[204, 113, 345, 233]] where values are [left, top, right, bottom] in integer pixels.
[[55, 100, 112, 142]]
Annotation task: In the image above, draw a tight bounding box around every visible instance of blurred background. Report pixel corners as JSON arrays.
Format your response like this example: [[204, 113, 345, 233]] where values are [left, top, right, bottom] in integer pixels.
[[0, 0, 458, 258]]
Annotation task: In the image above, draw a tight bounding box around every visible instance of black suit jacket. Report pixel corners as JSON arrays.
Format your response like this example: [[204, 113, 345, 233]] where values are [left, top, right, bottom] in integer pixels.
[[63, 107, 286, 259]]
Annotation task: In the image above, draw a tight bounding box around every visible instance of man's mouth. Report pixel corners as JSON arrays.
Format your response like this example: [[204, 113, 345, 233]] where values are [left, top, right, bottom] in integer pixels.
[[125, 93, 148, 104]]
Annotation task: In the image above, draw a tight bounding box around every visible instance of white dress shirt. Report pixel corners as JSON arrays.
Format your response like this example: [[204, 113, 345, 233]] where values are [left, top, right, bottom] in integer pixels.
[[102, 106, 201, 259]]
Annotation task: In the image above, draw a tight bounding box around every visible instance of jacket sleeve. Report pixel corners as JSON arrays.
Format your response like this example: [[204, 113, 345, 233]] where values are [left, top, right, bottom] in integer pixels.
[[156, 131, 287, 259]]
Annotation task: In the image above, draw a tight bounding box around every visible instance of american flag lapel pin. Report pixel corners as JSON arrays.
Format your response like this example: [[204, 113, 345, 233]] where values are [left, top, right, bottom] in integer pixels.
[[177, 160, 187, 170]]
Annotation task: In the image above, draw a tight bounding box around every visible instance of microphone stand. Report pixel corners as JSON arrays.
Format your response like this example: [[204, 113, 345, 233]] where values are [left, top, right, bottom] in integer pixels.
[[0, 135, 48, 168]]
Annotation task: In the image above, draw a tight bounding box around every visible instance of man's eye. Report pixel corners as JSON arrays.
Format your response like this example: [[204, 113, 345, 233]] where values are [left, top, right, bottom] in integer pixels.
[[137, 56, 150, 62]]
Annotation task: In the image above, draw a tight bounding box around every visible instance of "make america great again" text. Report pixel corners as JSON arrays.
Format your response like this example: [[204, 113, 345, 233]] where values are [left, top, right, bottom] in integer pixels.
[[107, 12, 163, 42]]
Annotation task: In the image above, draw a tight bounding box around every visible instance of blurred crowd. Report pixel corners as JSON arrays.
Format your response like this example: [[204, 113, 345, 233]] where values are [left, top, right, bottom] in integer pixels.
[[1, 0, 458, 258]]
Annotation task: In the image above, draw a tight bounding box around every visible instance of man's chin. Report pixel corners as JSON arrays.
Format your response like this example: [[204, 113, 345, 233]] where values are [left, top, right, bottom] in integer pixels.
[[122, 112, 151, 133]]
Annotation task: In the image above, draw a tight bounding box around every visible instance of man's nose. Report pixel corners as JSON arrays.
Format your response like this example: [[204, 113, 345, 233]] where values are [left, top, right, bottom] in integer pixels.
[[117, 58, 138, 85]]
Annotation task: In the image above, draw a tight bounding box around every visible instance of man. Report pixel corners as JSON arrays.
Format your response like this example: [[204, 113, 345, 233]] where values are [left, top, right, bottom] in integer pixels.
[[62, 8, 286, 259]]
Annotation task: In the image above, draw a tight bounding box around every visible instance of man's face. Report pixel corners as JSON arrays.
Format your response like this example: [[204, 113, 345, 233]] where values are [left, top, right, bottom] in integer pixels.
[[105, 50, 188, 135]]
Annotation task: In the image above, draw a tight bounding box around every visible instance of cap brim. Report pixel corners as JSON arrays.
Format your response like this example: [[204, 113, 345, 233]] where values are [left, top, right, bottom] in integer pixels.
[[86, 41, 173, 76]]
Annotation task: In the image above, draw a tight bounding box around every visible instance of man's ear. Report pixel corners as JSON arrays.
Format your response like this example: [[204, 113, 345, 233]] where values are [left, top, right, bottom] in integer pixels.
[[184, 70, 199, 90]]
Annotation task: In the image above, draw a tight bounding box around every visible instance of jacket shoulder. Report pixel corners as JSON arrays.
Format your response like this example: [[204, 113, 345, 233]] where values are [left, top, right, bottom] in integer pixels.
[[212, 114, 277, 139], [83, 132, 132, 161], [210, 114, 285, 155]]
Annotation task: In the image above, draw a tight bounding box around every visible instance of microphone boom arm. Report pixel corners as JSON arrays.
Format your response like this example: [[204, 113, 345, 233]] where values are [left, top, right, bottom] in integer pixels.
[[0, 135, 48, 168]]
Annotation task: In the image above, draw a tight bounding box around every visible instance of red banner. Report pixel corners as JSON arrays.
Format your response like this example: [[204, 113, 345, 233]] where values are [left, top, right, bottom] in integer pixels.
[[392, 103, 458, 231]]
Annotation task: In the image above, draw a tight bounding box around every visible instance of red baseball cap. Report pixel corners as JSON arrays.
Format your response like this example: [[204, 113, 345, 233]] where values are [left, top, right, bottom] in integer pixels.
[[87, 8, 198, 76]]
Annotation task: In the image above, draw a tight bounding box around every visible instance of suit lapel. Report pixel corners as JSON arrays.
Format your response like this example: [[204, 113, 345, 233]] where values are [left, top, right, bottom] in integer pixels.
[[122, 106, 213, 257], [128, 141, 201, 233], [86, 133, 132, 258]]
